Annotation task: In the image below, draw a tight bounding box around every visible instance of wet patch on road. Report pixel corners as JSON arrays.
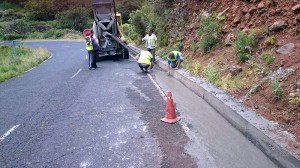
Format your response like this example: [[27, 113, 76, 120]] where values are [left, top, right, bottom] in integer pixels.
[[127, 76, 198, 168]]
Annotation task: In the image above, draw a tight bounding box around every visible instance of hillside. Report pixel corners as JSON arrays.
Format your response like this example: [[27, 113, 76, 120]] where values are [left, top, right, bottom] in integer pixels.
[[160, 0, 300, 148]]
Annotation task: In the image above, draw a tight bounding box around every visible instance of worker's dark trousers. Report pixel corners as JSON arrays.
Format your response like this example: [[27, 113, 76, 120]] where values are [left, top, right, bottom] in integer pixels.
[[138, 63, 150, 72], [88, 50, 97, 68], [147, 48, 156, 63]]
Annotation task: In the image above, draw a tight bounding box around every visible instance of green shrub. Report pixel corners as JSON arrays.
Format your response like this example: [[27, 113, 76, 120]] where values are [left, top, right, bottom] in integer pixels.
[[260, 50, 275, 64], [55, 7, 89, 32], [0, 1, 18, 10], [173, 42, 183, 51], [192, 62, 204, 75], [201, 35, 218, 54], [182, 57, 192, 70], [129, 10, 148, 38], [292, 28, 299, 36], [289, 93, 300, 107], [0, 11, 3, 19], [264, 36, 275, 45], [156, 24, 168, 46], [236, 52, 250, 63], [42, 29, 64, 39], [204, 64, 219, 84], [197, 13, 221, 37], [233, 30, 256, 63], [123, 23, 138, 42], [3, 34, 26, 40], [0, 27, 4, 40], [191, 43, 198, 53], [8, 19, 29, 35], [271, 78, 285, 99], [197, 13, 222, 54]]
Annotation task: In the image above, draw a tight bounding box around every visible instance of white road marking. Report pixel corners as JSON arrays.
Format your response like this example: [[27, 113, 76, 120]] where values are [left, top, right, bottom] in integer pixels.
[[130, 85, 151, 101], [86, 55, 88, 59], [80, 49, 85, 52], [80, 161, 92, 168], [62, 45, 70, 48], [129, 52, 167, 101], [24, 53, 53, 73], [70, 69, 82, 79], [0, 125, 20, 142], [147, 73, 167, 101]]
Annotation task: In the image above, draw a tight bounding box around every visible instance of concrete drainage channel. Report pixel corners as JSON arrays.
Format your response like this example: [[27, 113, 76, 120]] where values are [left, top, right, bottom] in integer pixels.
[[129, 45, 300, 168]]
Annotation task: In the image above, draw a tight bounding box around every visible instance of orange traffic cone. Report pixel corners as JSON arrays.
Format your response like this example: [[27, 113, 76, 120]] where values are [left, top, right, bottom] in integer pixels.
[[161, 92, 181, 124]]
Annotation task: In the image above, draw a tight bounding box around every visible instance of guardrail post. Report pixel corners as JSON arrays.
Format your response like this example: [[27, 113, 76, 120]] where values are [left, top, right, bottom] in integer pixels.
[[12, 41, 17, 58], [3, 40, 22, 59]]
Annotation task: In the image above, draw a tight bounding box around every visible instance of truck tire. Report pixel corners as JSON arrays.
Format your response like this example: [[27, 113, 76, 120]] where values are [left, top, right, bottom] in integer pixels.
[[122, 47, 129, 59]]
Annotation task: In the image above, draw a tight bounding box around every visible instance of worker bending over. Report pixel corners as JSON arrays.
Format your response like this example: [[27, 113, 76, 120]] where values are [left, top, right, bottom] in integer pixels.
[[135, 50, 154, 73], [167, 51, 184, 75]]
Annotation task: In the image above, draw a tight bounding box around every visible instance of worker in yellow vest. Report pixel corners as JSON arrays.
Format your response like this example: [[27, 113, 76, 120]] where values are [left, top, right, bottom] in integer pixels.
[[85, 30, 99, 70], [142, 29, 157, 64], [134, 50, 154, 73], [167, 51, 184, 75]]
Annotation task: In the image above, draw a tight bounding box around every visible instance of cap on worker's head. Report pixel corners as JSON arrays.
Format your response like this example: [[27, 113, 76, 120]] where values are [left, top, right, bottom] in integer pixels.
[[83, 29, 91, 36]]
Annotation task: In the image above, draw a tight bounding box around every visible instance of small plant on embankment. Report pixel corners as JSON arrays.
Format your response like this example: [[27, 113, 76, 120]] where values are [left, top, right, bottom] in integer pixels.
[[233, 30, 256, 63], [0, 46, 50, 83], [271, 78, 285, 100], [260, 50, 275, 65], [197, 13, 223, 54], [204, 64, 219, 84], [264, 35, 275, 45]]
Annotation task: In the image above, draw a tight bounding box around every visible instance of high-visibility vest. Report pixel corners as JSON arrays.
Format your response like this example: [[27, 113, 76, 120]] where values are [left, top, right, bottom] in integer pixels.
[[168, 51, 182, 62], [86, 36, 93, 51], [138, 51, 153, 65], [145, 34, 156, 48]]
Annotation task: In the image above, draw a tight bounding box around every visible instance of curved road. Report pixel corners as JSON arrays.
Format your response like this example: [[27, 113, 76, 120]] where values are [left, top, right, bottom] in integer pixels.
[[0, 41, 195, 167], [0, 41, 277, 168]]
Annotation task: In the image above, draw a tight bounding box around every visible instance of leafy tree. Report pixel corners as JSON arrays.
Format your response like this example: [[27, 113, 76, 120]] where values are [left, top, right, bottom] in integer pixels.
[[115, 0, 142, 23], [55, 7, 89, 31], [25, 0, 55, 20], [25, 0, 92, 21], [4, 0, 28, 6], [129, 10, 148, 38]]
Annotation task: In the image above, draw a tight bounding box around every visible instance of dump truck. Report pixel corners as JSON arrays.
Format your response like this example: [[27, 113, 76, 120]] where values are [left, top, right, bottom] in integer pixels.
[[92, 0, 130, 60]]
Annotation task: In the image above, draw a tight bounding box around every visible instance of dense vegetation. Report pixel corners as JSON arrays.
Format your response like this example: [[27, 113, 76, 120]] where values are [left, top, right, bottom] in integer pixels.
[[0, 0, 92, 40]]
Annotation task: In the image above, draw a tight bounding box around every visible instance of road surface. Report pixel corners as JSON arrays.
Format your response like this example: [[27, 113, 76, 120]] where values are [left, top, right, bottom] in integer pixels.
[[0, 41, 277, 168]]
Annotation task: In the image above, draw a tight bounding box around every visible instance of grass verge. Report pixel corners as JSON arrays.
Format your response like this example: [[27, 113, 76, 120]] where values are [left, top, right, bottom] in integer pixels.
[[0, 46, 50, 83]]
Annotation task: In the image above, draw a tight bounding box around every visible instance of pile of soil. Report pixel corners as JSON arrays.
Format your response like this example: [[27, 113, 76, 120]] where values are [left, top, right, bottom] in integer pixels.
[[180, 0, 300, 149]]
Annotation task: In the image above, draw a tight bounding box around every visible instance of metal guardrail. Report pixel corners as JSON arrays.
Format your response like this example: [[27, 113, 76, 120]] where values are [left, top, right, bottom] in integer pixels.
[[128, 45, 141, 56], [3, 41, 23, 57]]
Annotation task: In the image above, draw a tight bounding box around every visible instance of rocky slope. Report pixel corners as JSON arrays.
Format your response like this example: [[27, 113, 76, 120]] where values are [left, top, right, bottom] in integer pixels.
[[169, 0, 300, 149]]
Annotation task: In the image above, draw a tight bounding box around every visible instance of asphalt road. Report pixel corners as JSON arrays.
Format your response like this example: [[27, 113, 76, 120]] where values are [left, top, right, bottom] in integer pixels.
[[0, 41, 196, 167], [0, 41, 278, 168]]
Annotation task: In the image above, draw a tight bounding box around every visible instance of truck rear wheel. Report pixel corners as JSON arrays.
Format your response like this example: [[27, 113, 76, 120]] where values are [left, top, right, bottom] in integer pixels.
[[122, 47, 129, 59]]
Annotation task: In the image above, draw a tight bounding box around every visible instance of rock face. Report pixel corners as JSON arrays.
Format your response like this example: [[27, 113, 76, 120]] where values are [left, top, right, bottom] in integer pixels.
[[258, 2, 265, 9], [296, 15, 300, 22], [225, 33, 235, 46], [269, 20, 288, 31], [292, 4, 300, 12], [229, 65, 242, 76], [276, 43, 295, 54]]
